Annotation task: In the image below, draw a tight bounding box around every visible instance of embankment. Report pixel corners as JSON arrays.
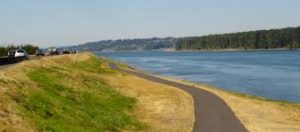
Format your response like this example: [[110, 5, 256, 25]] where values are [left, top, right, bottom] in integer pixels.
[[0, 53, 194, 131]]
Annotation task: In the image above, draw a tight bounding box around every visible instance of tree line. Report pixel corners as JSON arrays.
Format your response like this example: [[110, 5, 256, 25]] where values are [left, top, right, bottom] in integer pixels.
[[176, 26, 300, 50], [0, 44, 39, 56]]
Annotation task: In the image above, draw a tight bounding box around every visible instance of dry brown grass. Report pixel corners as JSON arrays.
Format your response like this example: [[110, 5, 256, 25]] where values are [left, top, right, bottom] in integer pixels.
[[158, 77, 300, 132], [102, 73, 194, 132]]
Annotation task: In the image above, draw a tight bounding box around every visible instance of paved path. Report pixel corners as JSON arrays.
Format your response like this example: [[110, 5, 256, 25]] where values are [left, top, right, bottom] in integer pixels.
[[109, 63, 248, 132]]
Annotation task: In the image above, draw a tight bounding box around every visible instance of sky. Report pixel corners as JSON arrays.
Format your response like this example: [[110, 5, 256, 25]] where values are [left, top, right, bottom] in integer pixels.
[[0, 0, 300, 47]]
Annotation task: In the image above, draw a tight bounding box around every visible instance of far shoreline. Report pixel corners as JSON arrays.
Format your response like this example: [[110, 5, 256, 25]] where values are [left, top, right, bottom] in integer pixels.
[[164, 48, 300, 52], [96, 48, 300, 53]]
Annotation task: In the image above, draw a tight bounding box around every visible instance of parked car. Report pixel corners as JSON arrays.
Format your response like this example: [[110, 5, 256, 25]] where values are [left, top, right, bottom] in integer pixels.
[[36, 49, 45, 56], [62, 50, 71, 54], [8, 49, 28, 58], [7, 49, 29, 62], [48, 47, 59, 55]]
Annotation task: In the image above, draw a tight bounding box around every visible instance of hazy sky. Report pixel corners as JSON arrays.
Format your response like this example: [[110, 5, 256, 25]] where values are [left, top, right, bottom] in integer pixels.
[[1, 0, 300, 47]]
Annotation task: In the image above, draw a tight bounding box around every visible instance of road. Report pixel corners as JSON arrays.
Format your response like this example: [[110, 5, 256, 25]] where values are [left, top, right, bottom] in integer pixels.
[[0, 55, 38, 69], [109, 63, 248, 132], [0, 56, 15, 69], [0, 63, 15, 69]]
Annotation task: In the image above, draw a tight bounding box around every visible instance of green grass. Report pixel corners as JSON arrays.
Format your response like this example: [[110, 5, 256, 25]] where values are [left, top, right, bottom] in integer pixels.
[[16, 57, 143, 131], [71, 57, 113, 73]]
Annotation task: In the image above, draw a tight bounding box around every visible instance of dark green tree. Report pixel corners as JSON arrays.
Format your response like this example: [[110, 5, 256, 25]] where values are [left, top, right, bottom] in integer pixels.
[[176, 26, 300, 50]]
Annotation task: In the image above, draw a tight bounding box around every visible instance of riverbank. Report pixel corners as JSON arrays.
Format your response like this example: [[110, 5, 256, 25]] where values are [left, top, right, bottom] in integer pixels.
[[109, 62, 247, 131], [120, 65, 300, 132], [0, 53, 194, 131], [94, 53, 300, 131], [164, 78, 300, 132]]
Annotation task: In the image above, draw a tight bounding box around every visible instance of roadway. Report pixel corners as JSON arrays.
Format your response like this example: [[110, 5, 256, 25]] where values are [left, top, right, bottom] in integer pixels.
[[0, 55, 38, 69]]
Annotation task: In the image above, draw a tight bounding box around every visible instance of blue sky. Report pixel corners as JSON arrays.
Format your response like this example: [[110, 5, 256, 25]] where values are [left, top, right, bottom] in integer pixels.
[[0, 0, 300, 47]]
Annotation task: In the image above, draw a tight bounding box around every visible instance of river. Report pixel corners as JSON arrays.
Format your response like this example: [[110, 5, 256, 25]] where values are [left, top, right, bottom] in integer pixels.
[[95, 50, 300, 103]]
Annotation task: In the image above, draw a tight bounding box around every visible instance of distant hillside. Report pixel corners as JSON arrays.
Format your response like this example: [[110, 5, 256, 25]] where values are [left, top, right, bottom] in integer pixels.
[[66, 26, 300, 52], [68, 37, 176, 51], [176, 26, 300, 50]]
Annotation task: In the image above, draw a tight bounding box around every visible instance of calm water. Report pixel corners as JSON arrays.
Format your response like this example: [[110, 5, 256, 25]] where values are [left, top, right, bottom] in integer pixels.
[[95, 50, 300, 103]]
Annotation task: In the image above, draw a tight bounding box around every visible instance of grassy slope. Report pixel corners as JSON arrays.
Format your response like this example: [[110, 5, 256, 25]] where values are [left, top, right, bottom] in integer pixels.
[[0, 53, 194, 132], [1, 54, 143, 131]]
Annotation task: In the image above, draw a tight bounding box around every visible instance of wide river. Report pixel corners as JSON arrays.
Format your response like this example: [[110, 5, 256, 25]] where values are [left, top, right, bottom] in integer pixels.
[[95, 50, 300, 103]]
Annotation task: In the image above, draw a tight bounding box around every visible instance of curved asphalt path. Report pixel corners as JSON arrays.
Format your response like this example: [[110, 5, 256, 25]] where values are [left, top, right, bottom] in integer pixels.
[[109, 63, 247, 132]]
